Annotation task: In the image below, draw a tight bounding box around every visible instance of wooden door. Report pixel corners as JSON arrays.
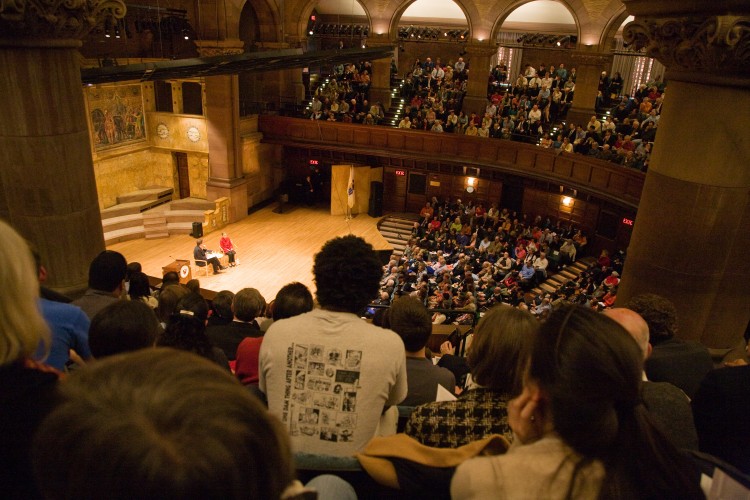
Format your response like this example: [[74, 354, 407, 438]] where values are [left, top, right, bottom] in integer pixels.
[[174, 152, 190, 199]]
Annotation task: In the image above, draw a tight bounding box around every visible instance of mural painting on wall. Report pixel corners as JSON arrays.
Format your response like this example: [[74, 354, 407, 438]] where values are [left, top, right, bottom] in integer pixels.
[[87, 84, 146, 150]]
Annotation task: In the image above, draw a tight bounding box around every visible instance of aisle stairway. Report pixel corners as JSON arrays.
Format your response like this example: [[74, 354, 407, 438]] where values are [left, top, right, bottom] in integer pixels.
[[531, 256, 597, 296], [377, 214, 419, 256]]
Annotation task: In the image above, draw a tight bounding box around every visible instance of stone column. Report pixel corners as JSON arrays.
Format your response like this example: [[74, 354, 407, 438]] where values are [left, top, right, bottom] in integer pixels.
[[0, 0, 125, 295], [566, 51, 611, 125], [462, 43, 496, 118], [195, 40, 249, 223], [616, 3, 750, 353]]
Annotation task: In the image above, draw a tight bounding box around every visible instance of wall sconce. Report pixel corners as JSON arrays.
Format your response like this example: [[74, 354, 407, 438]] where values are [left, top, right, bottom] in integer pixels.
[[467, 177, 476, 187], [562, 196, 573, 207]]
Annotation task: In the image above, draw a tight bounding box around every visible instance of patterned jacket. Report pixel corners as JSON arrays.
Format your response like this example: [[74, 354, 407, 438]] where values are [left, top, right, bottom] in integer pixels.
[[404, 388, 513, 448]]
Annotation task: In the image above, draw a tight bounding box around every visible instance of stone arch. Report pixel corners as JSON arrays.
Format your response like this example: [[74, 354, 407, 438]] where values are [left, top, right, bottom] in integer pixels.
[[239, 0, 283, 46], [598, 6, 631, 50], [295, 0, 373, 40], [387, 0, 473, 43], [490, 0, 581, 43]]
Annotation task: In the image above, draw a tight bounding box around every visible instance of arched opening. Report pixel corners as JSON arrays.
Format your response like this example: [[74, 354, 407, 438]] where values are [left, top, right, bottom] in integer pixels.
[[305, 0, 370, 51], [493, 1, 578, 89], [393, 0, 469, 78]]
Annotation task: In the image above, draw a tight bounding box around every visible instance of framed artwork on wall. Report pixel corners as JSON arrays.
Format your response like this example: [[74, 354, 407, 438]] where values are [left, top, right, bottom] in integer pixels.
[[87, 84, 146, 150]]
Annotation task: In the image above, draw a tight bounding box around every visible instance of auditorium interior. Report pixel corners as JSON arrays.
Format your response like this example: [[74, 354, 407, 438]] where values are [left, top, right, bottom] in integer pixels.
[[0, 0, 748, 357]]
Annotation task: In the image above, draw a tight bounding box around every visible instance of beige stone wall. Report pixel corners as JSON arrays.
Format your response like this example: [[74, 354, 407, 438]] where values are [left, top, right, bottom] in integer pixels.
[[94, 147, 175, 209], [241, 116, 283, 207], [188, 153, 210, 199]]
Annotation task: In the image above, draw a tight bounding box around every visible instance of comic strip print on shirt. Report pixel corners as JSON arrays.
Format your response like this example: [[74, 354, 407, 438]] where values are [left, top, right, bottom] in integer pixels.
[[283, 343, 363, 443]]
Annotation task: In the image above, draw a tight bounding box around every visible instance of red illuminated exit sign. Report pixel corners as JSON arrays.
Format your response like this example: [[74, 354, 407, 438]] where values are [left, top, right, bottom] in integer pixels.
[[622, 217, 634, 226], [395, 169, 406, 176]]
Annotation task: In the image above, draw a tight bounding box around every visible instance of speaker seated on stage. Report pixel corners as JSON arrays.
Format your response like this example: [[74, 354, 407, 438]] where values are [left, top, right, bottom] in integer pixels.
[[193, 238, 224, 274]]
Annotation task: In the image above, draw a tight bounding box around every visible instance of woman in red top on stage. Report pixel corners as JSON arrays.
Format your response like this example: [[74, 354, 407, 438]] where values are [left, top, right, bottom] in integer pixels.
[[219, 232, 237, 267]]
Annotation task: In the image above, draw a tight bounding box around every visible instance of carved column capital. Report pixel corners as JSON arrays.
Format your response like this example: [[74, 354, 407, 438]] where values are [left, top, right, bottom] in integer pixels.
[[463, 42, 497, 58], [623, 15, 750, 84], [0, 0, 125, 47], [194, 39, 244, 57]]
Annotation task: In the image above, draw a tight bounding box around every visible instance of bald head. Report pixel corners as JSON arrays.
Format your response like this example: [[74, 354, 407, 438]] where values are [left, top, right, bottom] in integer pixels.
[[604, 308, 651, 360]]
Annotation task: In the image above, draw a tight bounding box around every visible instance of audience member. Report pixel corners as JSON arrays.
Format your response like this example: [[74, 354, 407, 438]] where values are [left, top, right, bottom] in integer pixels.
[[88, 300, 160, 359], [385, 296, 455, 406], [157, 292, 230, 370], [155, 284, 190, 329], [0, 220, 60, 499], [604, 308, 698, 451], [33, 250, 91, 371], [260, 235, 407, 455], [72, 250, 127, 319], [127, 271, 157, 308], [692, 358, 750, 474], [206, 287, 264, 361], [235, 282, 314, 387], [626, 293, 713, 398], [32, 348, 296, 500], [207, 290, 235, 327], [406, 305, 537, 447], [451, 305, 703, 499]]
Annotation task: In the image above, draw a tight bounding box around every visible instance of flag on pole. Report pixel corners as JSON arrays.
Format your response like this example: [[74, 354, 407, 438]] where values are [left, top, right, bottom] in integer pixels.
[[347, 166, 355, 209]]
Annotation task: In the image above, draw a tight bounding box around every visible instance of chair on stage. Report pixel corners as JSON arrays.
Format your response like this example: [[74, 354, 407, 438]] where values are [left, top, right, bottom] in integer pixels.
[[193, 259, 210, 277]]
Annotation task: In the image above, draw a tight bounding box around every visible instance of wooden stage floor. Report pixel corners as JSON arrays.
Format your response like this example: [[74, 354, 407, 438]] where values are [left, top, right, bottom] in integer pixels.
[[107, 204, 392, 302]]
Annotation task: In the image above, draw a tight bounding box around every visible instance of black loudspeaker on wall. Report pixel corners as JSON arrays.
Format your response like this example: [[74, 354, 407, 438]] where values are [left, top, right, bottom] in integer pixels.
[[191, 221, 203, 239], [369, 181, 384, 218]]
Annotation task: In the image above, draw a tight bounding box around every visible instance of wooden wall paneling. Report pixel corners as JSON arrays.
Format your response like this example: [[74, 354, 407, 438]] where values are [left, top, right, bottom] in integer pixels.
[[457, 140, 479, 159], [489, 180, 503, 206], [589, 168, 610, 189], [536, 152, 555, 172], [608, 172, 628, 194], [571, 161, 592, 182], [625, 177, 644, 200], [422, 135, 442, 153], [371, 130, 388, 148], [552, 156, 573, 177], [496, 143, 518, 165], [387, 132, 405, 150], [478, 142, 498, 162], [321, 125, 337, 142], [337, 127, 354, 144], [353, 129, 370, 145], [516, 149, 536, 168], [440, 136, 458, 156]]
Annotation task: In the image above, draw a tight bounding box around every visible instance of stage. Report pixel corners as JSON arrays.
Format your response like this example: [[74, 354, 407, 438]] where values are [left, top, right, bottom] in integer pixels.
[[107, 204, 392, 302]]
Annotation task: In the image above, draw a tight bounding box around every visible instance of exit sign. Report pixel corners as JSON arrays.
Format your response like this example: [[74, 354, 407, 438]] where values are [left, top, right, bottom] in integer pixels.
[[395, 169, 406, 176], [622, 217, 634, 226], [309, 160, 319, 165]]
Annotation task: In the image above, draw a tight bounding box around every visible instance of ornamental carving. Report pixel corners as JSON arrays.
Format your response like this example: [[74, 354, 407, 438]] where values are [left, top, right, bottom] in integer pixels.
[[623, 15, 750, 75], [196, 47, 245, 57], [0, 0, 125, 40]]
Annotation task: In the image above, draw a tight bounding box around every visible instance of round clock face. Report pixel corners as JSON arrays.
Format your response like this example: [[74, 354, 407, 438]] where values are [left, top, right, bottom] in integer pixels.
[[466, 186, 475, 194], [156, 123, 169, 139], [187, 126, 201, 142], [179, 264, 190, 279]]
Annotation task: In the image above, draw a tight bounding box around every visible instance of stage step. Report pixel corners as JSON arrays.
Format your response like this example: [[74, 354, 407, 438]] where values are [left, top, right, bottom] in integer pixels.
[[143, 212, 168, 240], [377, 214, 419, 256]]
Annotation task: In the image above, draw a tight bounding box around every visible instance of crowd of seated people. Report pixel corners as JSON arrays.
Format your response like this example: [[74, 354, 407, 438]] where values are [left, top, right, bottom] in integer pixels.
[[305, 60, 390, 125], [4, 213, 750, 498], [301, 55, 661, 173], [376, 197, 625, 325]]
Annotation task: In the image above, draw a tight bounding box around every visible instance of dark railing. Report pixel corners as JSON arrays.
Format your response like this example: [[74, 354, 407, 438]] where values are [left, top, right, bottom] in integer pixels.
[[258, 115, 645, 209]]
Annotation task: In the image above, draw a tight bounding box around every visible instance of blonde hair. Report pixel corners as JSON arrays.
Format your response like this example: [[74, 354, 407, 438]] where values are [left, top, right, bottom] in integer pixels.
[[0, 220, 49, 364]]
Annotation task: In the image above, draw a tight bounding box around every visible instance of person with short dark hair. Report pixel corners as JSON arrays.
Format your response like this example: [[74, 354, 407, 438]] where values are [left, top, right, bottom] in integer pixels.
[[260, 236, 407, 455], [32, 349, 295, 500], [193, 238, 224, 274], [127, 271, 157, 308], [626, 293, 713, 398], [157, 293, 229, 370], [235, 282, 314, 387], [386, 296, 455, 406], [155, 284, 189, 328], [89, 300, 160, 359], [72, 250, 127, 319], [206, 288, 265, 361], [452, 305, 704, 499], [208, 290, 235, 327]]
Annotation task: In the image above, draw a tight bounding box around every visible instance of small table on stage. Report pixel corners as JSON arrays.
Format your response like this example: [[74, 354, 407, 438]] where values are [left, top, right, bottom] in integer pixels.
[[163, 259, 192, 284]]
